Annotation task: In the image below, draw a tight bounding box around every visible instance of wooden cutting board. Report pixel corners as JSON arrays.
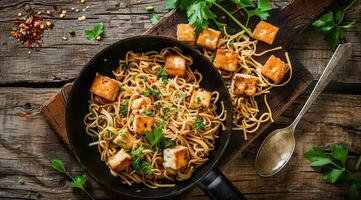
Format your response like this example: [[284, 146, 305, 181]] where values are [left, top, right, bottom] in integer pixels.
[[41, 0, 334, 165]]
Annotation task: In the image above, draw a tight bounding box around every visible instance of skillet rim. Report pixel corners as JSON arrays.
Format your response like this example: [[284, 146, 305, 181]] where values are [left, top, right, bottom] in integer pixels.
[[66, 35, 233, 199]]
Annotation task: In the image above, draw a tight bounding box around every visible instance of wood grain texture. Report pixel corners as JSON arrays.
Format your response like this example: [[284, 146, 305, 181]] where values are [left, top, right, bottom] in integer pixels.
[[2, 87, 361, 199], [0, 0, 360, 84]]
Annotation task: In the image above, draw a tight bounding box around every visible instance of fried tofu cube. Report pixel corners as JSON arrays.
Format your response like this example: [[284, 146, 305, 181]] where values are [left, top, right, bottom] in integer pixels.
[[231, 74, 258, 97], [196, 28, 221, 50], [113, 131, 140, 150], [132, 97, 147, 110], [108, 149, 132, 172], [177, 24, 196, 45], [213, 49, 238, 72], [90, 73, 120, 101], [253, 21, 279, 45], [165, 55, 186, 77], [133, 114, 154, 135], [163, 146, 189, 170], [189, 89, 212, 108], [261, 55, 289, 83]]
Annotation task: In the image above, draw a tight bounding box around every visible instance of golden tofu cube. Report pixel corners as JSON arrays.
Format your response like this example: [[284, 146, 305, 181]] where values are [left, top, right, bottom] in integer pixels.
[[165, 55, 186, 77], [231, 74, 258, 97], [108, 149, 132, 172], [163, 146, 189, 170], [213, 49, 238, 72], [253, 21, 279, 45], [133, 114, 155, 135], [113, 130, 140, 150], [196, 28, 221, 50], [261, 55, 289, 83], [131, 98, 147, 110], [189, 89, 212, 108], [177, 24, 196, 45], [90, 73, 120, 101]]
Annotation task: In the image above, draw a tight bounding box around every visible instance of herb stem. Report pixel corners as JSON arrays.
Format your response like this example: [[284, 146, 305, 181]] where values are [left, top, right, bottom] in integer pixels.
[[82, 188, 96, 200], [344, 0, 358, 11], [213, 2, 253, 37]]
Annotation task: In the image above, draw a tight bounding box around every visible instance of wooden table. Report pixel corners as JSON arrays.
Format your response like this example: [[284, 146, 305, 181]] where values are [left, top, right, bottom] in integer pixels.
[[1, 0, 361, 199]]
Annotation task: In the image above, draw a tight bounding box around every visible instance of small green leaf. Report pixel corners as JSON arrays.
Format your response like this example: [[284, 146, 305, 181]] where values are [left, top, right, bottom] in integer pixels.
[[180, 92, 187, 99], [155, 103, 162, 110], [85, 23, 104, 41], [150, 13, 160, 25], [304, 147, 329, 160], [310, 157, 334, 167], [331, 144, 348, 167], [50, 158, 67, 174], [71, 174, 87, 190], [165, 0, 179, 9], [312, 19, 325, 28], [341, 20, 357, 29], [194, 117, 205, 131], [232, 0, 255, 8], [18, 177, 25, 185], [335, 10, 345, 24], [322, 168, 344, 183], [348, 183, 360, 200]]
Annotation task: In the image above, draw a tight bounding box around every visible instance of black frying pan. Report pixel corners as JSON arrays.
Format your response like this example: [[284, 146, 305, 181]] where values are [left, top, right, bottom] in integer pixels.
[[66, 35, 245, 199]]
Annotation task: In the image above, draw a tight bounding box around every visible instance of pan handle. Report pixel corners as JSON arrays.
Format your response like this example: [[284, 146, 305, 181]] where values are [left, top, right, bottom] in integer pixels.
[[197, 168, 246, 200]]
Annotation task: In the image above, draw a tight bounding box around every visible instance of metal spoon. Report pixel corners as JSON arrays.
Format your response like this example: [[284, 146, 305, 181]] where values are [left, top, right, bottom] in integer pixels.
[[255, 43, 352, 177]]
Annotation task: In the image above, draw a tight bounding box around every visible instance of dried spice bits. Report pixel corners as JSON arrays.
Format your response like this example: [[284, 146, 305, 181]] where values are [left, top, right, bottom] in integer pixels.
[[11, 11, 54, 49]]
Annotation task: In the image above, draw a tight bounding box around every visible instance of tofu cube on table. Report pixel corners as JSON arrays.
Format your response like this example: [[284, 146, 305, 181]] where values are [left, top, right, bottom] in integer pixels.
[[213, 49, 238, 72], [189, 89, 212, 108], [196, 28, 221, 50], [133, 114, 155, 135], [177, 24, 196, 45], [90, 73, 120, 101], [108, 149, 132, 172], [253, 21, 279, 45], [163, 146, 189, 170], [261, 55, 289, 83], [231, 74, 258, 97], [165, 55, 186, 77]]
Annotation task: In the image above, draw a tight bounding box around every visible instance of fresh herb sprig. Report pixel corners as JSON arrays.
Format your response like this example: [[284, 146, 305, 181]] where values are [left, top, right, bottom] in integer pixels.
[[146, 6, 160, 25], [304, 144, 361, 200], [156, 68, 168, 84], [143, 88, 162, 98], [312, 0, 358, 50], [50, 158, 95, 200], [194, 117, 205, 131], [165, 0, 272, 36], [130, 146, 153, 175], [145, 121, 175, 149], [85, 23, 104, 41]]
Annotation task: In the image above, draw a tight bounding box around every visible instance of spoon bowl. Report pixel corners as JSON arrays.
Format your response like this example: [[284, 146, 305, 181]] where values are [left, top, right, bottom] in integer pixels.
[[255, 126, 295, 177], [254, 43, 352, 177]]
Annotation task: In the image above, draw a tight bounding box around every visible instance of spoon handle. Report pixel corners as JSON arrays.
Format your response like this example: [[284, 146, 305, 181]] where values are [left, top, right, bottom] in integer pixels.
[[290, 43, 352, 131]]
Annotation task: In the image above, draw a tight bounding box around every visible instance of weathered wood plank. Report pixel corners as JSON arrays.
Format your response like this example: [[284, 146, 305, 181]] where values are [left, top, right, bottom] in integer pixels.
[[1, 87, 360, 199], [0, 0, 361, 84]]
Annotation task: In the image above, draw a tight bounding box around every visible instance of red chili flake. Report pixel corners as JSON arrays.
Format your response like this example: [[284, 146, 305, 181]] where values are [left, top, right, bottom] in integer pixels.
[[23, 111, 31, 119], [10, 10, 54, 50], [97, 107, 103, 113]]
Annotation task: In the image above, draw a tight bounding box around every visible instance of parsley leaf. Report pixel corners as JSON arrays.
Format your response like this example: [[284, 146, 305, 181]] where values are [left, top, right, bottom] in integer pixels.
[[194, 117, 205, 130], [312, 0, 358, 50], [304, 144, 361, 200], [322, 168, 344, 183], [247, 0, 272, 20], [130, 146, 153, 175], [156, 68, 168, 84], [145, 122, 165, 146], [85, 23, 104, 41], [50, 158, 67, 174], [71, 175, 87, 190], [49, 158, 95, 200], [143, 111, 155, 117], [120, 100, 129, 118], [143, 89, 162, 98], [186, 1, 217, 34], [155, 103, 162, 110], [332, 144, 348, 167], [180, 92, 187, 99], [150, 13, 160, 24], [165, 0, 180, 9], [162, 107, 171, 120]]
